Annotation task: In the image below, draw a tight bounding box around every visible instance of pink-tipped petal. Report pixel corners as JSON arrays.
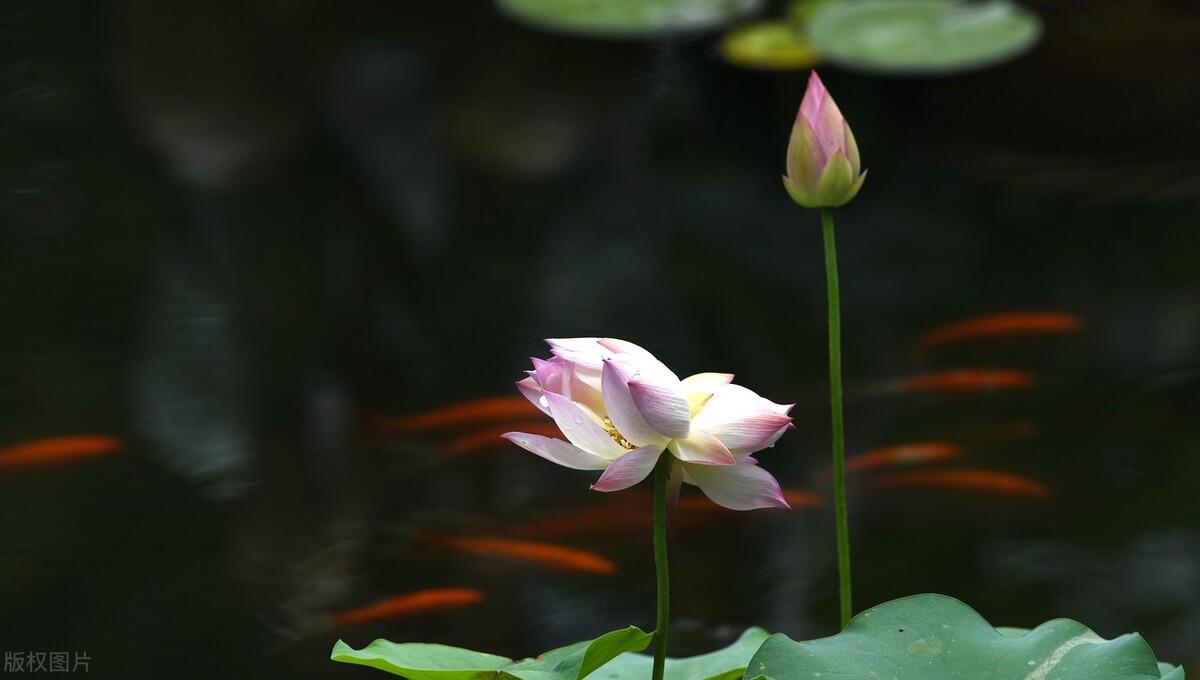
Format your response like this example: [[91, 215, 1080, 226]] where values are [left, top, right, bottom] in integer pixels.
[[543, 391, 627, 460], [535, 356, 605, 413], [815, 85, 849, 159], [669, 428, 736, 466], [692, 383, 794, 455], [529, 357, 566, 395], [596, 338, 683, 385], [602, 359, 667, 448], [596, 337, 658, 362], [799, 71, 847, 161], [682, 460, 791, 511], [629, 378, 692, 440], [799, 71, 827, 133], [529, 356, 560, 385], [516, 376, 550, 415], [546, 337, 607, 369], [532, 349, 604, 410], [590, 445, 665, 492], [679, 372, 735, 414], [501, 432, 611, 471], [768, 401, 795, 416]]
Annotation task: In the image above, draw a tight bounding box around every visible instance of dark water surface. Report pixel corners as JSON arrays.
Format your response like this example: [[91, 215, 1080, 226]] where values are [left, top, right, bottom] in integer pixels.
[[2, 1, 1198, 677]]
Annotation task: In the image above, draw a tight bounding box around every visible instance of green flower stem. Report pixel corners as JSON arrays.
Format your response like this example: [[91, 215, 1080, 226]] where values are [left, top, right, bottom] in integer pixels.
[[821, 207, 853, 628], [651, 453, 673, 680]]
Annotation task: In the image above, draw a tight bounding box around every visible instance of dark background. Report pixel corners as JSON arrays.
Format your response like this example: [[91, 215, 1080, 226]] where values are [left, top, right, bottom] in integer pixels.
[[1, 1, 1198, 677]]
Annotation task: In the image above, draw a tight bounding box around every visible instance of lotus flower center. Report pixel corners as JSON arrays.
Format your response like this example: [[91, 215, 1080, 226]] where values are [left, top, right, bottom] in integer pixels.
[[600, 417, 636, 450]]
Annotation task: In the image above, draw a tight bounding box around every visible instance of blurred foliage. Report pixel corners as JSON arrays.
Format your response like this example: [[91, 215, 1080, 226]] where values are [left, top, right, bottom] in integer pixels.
[[806, 0, 1041, 74], [496, 0, 763, 38], [718, 20, 820, 71]]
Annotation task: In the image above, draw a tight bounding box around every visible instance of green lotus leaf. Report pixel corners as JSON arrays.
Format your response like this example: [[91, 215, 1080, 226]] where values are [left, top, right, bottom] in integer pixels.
[[331, 626, 652, 679], [807, 0, 1041, 75], [496, 0, 764, 38], [744, 593, 1184, 680], [330, 641, 509, 680], [592, 626, 771, 679], [503, 627, 656, 680]]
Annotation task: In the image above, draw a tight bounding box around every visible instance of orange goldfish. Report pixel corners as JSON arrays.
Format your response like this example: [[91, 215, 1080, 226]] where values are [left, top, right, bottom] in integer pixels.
[[844, 442, 964, 473], [416, 534, 617, 575], [780, 490, 825, 509], [443, 421, 562, 456], [364, 396, 542, 434], [0, 435, 123, 469], [876, 369, 1036, 394], [916, 312, 1083, 351], [333, 588, 484, 625], [868, 468, 1050, 497]]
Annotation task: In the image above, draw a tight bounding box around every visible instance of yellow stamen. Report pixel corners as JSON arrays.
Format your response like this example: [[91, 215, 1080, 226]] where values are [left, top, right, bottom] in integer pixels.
[[600, 417, 636, 450]]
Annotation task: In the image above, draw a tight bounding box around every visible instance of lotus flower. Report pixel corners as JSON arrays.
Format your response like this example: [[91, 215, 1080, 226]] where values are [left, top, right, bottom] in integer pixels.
[[504, 338, 793, 511], [782, 71, 866, 208]]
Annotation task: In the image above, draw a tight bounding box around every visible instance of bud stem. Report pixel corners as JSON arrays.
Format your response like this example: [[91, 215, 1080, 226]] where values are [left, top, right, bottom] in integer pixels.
[[821, 207, 853, 628]]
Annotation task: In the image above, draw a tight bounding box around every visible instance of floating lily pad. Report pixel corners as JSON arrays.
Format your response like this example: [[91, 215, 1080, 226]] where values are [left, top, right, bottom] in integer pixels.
[[719, 21, 820, 71], [745, 594, 1184, 680], [593, 626, 770, 679], [806, 0, 1041, 74], [331, 626, 652, 679], [496, 0, 765, 38]]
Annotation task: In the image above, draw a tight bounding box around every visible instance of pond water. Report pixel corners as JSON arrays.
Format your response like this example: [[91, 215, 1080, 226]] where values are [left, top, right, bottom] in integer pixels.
[[1, 2, 1198, 677]]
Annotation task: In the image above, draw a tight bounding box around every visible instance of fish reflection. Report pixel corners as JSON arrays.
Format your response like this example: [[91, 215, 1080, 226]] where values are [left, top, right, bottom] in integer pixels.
[[0, 435, 123, 469], [984, 530, 1200, 665], [869, 369, 1036, 394], [868, 468, 1051, 497], [782, 490, 825, 509], [916, 312, 1083, 351], [364, 396, 541, 434], [442, 421, 562, 456], [497, 489, 822, 539], [415, 534, 617, 575], [844, 442, 964, 473], [333, 588, 484, 626]]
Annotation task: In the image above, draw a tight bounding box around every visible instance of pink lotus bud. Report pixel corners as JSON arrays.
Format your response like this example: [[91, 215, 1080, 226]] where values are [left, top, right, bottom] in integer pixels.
[[783, 71, 866, 208]]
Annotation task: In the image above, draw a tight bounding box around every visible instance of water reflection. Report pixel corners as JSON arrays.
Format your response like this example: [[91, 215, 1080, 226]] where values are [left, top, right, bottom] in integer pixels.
[[0, 1, 1197, 676], [985, 529, 1200, 657]]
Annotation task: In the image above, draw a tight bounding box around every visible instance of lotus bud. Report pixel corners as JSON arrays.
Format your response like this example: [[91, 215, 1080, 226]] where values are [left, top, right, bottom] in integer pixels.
[[783, 71, 866, 208]]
